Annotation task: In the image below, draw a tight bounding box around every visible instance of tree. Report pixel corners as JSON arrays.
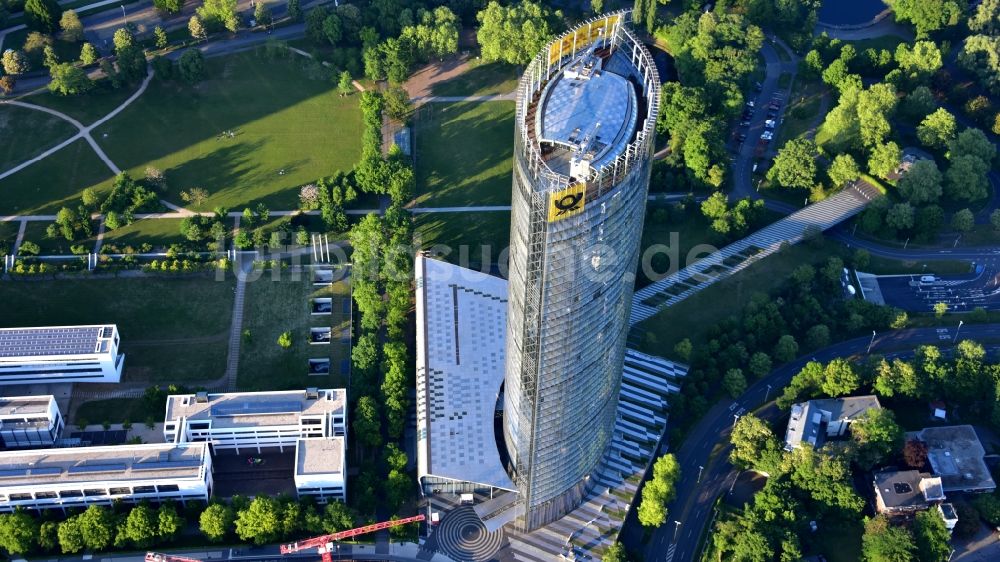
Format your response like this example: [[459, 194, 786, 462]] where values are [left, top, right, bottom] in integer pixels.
[[123, 505, 158, 548], [902, 86, 936, 121], [157, 503, 183, 541], [774, 334, 799, 363], [887, 0, 960, 37], [897, 159, 942, 204], [822, 358, 861, 397], [917, 108, 956, 150], [200, 503, 234, 541], [386, 469, 412, 510], [254, 1, 272, 26], [337, 71, 353, 96], [59, 9, 83, 42], [769, 139, 819, 190], [57, 517, 84, 554], [731, 414, 781, 471], [178, 48, 206, 83], [236, 496, 282, 544], [945, 155, 990, 202], [197, 0, 239, 32], [287, 0, 301, 21], [722, 368, 747, 398], [674, 339, 692, 362], [353, 395, 382, 448], [322, 500, 354, 533], [113, 27, 134, 51], [868, 141, 902, 180], [858, 83, 898, 148], [862, 515, 916, 562], [0, 510, 39, 555], [951, 208, 974, 232], [189, 15, 208, 41], [277, 331, 292, 348], [80, 42, 98, 65], [38, 520, 58, 552], [603, 542, 627, 562], [476, 1, 554, 65], [47, 62, 92, 95], [874, 359, 920, 399], [934, 301, 948, 317], [852, 408, 903, 469], [913, 510, 951, 562], [0, 75, 14, 95], [2, 49, 30, 75], [991, 209, 1000, 232], [894, 41, 942, 82], [24, 0, 61, 32], [154, 26, 169, 49], [637, 453, 681, 528], [827, 153, 860, 187], [77, 505, 113, 551], [383, 85, 412, 122], [903, 439, 929, 469], [748, 352, 772, 379]]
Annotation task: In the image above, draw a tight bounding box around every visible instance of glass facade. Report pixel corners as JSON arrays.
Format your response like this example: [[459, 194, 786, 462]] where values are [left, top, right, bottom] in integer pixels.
[[502, 14, 660, 531]]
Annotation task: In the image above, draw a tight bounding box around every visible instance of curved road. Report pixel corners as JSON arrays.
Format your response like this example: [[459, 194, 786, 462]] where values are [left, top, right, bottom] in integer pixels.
[[630, 323, 1000, 562]]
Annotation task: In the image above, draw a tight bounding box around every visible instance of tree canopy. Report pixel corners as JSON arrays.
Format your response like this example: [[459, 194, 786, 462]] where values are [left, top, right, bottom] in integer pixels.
[[476, 1, 555, 65]]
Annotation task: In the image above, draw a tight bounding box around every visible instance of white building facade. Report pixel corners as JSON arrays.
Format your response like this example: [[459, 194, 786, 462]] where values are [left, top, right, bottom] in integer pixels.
[[294, 437, 346, 503], [0, 395, 64, 448], [0, 325, 124, 385], [0, 442, 211, 513], [163, 388, 346, 452]]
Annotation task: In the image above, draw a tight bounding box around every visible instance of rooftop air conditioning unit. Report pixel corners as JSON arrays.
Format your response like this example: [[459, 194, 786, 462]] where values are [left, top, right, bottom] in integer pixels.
[[306, 387, 319, 400], [195, 391, 209, 403]]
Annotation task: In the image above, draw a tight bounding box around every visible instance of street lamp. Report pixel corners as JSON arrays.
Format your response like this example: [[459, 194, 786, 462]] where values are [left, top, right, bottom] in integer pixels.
[[764, 384, 772, 404], [867, 330, 876, 353], [673, 520, 682, 541], [697, 465, 704, 483], [121, 4, 126, 24], [953, 320, 964, 343], [733, 414, 740, 427]]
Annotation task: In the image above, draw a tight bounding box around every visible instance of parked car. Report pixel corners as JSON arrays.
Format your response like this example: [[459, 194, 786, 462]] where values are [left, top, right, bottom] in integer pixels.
[[760, 130, 774, 141]]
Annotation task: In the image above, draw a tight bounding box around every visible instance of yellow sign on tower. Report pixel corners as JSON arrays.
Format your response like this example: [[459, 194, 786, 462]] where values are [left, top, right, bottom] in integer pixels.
[[547, 184, 587, 222], [547, 14, 622, 66]]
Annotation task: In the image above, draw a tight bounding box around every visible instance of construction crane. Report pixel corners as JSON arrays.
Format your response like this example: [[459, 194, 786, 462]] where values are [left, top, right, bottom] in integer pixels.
[[281, 514, 426, 562]]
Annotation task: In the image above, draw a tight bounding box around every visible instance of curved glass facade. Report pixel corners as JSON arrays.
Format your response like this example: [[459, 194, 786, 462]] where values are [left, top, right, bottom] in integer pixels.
[[502, 14, 660, 531]]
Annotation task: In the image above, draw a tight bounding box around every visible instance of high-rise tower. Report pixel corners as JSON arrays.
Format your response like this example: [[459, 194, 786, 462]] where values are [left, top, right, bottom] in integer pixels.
[[502, 14, 660, 531]]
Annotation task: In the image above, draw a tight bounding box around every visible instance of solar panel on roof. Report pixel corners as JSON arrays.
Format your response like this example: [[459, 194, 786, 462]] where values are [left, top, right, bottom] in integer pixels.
[[132, 460, 202, 471], [30, 467, 63, 476], [67, 463, 127, 474], [0, 326, 109, 358], [0, 469, 26, 478], [210, 400, 302, 417]]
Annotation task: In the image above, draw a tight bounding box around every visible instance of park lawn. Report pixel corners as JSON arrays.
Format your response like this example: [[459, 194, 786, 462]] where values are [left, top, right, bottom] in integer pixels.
[[429, 61, 521, 97], [97, 217, 191, 251], [93, 51, 364, 212], [809, 517, 863, 562], [848, 35, 907, 54], [414, 211, 511, 268], [414, 101, 514, 207], [0, 277, 234, 383], [0, 138, 114, 215], [0, 221, 18, 254], [776, 79, 827, 147], [237, 273, 351, 392], [0, 105, 78, 172], [27, 78, 145, 126], [22, 219, 98, 255]]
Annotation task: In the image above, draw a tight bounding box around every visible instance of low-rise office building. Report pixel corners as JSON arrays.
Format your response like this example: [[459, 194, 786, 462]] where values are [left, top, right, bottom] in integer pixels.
[[163, 388, 346, 452], [0, 442, 211, 513], [784, 395, 881, 450], [873, 470, 945, 516], [0, 325, 124, 385], [0, 395, 64, 448], [294, 437, 346, 503], [907, 425, 996, 495]]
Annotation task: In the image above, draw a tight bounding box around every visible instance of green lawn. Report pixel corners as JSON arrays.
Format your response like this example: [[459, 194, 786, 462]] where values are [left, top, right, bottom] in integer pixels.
[[0, 277, 234, 383], [93, 51, 363, 211], [74, 398, 156, 426], [414, 211, 511, 268], [848, 35, 907, 54], [413, 101, 514, 207], [808, 517, 863, 562], [776, 79, 827, 147], [0, 138, 114, 215], [98, 217, 191, 252], [429, 61, 521, 97], [0, 221, 18, 254], [0, 104, 78, 171], [863, 255, 972, 276], [26, 79, 146, 126], [237, 272, 351, 391], [22, 219, 97, 255]]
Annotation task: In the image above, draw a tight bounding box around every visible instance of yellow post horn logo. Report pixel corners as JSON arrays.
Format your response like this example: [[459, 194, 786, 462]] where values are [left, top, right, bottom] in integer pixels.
[[548, 184, 587, 222]]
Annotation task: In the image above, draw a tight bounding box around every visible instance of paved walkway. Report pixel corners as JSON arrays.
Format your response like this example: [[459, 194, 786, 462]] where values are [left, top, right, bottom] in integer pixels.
[[413, 94, 516, 103]]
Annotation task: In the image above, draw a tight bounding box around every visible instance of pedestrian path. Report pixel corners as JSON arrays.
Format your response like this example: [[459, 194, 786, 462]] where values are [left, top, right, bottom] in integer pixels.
[[630, 182, 881, 326]]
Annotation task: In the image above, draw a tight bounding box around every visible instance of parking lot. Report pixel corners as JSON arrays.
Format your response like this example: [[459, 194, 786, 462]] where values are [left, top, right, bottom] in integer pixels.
[[875, 261, 1000, 312]]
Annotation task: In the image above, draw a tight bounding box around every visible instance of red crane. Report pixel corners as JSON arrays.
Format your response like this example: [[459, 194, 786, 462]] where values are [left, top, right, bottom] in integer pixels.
[[281, 514, 426, 562]]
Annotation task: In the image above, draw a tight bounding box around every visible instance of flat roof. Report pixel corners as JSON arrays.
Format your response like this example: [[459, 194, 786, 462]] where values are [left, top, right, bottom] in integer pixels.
[[165, 389, 345, 429], [907, 425, 996, 493], [0, 395, 55, 417], [415, 256, 515, 492], [0, 442, 207, 488], [0, 326, 117, 359], [537, 48, 638, 175], [785, 395, 881, 449], [295, 437, 345, 475], [874, 470, 943, 509]]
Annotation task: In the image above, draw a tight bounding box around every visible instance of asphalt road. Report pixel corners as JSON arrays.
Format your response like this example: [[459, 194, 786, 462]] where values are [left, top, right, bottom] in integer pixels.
[[877, 259, 1000, 312], [626, 323, 1000, 562]]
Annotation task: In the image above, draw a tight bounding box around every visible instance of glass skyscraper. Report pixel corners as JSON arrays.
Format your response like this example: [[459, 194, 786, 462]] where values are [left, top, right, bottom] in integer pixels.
[[502, 14, 661, 531]]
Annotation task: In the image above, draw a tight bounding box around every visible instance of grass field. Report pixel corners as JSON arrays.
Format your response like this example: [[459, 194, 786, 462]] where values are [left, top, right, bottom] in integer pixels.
[[0, 277, 234, 383], [74, 398, 154, 426], [429, 62, 520, 97], [0, 222, 18, 254], [413, 101, 514, 207], [22, 219, 97, 255], [0, 105, 78, 172], [414, 211, 511, 268], [0, 138, 114, 215], [237, 272, 351, 391], [27, 79, 145, 126], [776, 79, 827, 147], [98, 217, 191, 251], [93, 51, 363, 211]]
